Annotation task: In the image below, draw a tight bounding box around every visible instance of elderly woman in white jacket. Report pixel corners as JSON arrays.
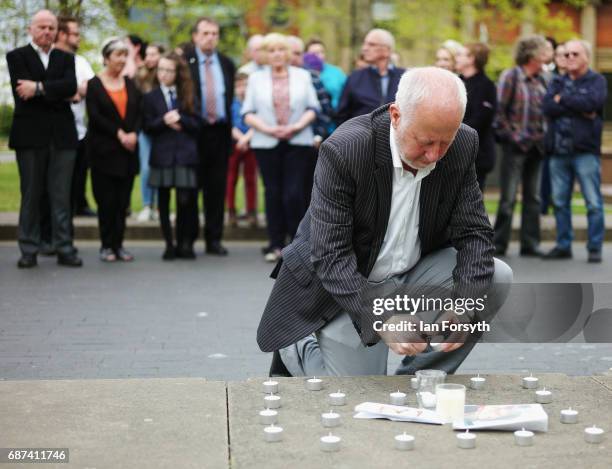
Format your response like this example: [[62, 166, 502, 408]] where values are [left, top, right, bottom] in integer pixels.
[[243, 33, 320, 262]]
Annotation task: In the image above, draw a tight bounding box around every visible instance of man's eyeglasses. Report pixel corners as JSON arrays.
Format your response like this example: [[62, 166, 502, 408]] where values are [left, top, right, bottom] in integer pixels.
[[564, 51, 580, 58], [158, 67, 176, 74]]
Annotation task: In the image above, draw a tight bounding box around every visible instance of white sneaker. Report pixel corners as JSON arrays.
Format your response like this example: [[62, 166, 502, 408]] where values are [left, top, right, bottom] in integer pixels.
[[150, 209, 159, 221], [137, 206, 152, 222]]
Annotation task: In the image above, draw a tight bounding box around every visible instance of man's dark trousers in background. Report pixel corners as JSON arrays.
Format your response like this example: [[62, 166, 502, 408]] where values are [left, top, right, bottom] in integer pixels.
[[493, 143, 542, 253], [17, 146, 75, 256], [198, 124, 231, 248]]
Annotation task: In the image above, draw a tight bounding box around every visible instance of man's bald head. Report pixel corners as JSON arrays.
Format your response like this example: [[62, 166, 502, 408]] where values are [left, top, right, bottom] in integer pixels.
[[247, 34, 266, 65], [389, 67, 467, 168], [362, 28, 394, 65], [29, 9, 58, 51], [31, 9, 57, 26], [394, 67, 466, 128]]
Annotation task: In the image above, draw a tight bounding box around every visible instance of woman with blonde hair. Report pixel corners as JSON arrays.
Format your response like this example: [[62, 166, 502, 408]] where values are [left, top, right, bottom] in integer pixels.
[[435, 39, 464, 73], [242, 33, 320, 262]]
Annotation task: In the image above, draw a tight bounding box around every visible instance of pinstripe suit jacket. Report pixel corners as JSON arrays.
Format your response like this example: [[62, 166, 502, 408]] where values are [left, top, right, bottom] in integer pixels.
[[257, 105, 495, 352]]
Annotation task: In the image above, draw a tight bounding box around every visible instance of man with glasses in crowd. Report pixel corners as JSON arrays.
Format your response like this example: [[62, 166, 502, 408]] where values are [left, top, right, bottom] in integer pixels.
[[542, 39, 607, 263], [336, 29, 404, 123]]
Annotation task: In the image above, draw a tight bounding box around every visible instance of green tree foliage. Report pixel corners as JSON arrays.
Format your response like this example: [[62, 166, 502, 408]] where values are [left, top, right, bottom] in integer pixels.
[[293, 0, 588, 77], [106, 0, 247, 60]]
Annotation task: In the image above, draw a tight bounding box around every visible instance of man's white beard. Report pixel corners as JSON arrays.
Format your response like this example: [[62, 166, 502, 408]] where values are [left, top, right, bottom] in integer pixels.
[[394, 131, 421, 170]]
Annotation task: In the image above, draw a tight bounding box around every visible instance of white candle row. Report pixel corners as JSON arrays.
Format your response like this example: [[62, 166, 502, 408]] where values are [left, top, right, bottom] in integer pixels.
[[263, 422, 605, 447]]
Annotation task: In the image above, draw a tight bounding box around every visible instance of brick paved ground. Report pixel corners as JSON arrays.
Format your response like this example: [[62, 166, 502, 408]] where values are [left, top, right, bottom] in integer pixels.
[[1, 241, 611, 381]]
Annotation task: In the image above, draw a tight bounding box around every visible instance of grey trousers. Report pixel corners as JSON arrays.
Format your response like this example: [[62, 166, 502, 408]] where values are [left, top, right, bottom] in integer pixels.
[[16, 146, 76, 256], [279, 247, 513, 377], [493, 144, 542, 252]]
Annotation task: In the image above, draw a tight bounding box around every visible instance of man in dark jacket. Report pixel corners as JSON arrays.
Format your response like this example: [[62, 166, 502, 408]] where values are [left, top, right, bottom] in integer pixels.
[[185, 17, 235, 256], [336, 28, 405, 124], [258, 68, 513, 377], [542, 39, 607, 263], [7, 9, 81, 268]]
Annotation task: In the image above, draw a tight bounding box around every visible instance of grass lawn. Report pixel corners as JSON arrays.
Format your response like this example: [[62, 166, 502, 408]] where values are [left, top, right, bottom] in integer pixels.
[[0, 160, 609, 216], [0, 160, 265, 214]]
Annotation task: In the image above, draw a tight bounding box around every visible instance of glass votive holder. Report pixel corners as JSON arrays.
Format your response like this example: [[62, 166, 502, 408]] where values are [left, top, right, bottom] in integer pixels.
[[435, 383, 466, 424], [415, 369, 446, 410]]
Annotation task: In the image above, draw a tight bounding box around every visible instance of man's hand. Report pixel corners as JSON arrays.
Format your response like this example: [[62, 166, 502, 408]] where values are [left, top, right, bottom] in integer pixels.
[[16, 80, 38, 100], [377, 314, 428, 356], [553, 94, 561, 104], [428, 310, 472, 353]]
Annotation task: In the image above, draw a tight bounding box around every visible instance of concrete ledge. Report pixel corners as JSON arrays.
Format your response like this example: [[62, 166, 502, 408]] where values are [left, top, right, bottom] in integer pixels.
[[2, 374, 611, 469], [1, 378, 228, 469]]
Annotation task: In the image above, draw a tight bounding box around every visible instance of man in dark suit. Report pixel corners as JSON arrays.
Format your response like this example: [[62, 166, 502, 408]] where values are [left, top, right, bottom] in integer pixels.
[[258, 67, 513, 376], [7, 9, 82, 268], [336, 28, 405, 124], [185, 17, 235, 256]]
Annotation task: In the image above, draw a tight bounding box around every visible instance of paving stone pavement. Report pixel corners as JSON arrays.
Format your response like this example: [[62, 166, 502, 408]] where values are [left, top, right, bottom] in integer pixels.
[[1, 241, 612, 381]]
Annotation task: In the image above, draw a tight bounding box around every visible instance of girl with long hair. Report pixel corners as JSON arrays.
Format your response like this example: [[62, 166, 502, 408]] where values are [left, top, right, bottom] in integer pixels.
[[142, 52, 201, 260]]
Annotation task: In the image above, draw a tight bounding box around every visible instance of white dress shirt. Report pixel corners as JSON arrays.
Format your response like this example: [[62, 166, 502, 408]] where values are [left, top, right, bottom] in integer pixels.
[[72, 54, 95, 141], [368, 124, 436, 282], [30, 42, 51, 69]]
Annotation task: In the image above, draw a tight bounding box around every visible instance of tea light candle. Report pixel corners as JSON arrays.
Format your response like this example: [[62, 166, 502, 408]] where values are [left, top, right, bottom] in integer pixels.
[[263, 424, 283, 442], [389, 390, 407, 406], [262, 379, 279, 394], [522, 373, 539, 389], [264, 393, 281, 409], [470, 374, 486, 390], [259, 408, 278, 425], [418, 391, 437, 408], [456, 429, 476, 449], [560, 407, 578, 424], [321, 410, 341, 428], [320, 432, 341, 452], [394, 432, 415, 451], [329, 390, 346, 406], [514, 428, 534, 446], [306, 377, 323, 391], [584, 425, 604, 444], [535, 387, 552, 404], [410, 377, 419, 390]]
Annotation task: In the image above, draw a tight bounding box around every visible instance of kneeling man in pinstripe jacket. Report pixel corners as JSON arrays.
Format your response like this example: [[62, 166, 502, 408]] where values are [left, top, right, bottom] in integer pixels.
[[257, 67, 513, 377]]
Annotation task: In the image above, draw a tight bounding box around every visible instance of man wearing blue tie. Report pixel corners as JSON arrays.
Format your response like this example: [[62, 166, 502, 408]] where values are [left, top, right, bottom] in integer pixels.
[[185, 17, 236, 256]]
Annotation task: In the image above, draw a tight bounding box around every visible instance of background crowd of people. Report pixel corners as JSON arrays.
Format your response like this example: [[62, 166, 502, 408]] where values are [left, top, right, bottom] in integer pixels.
[[7, 9, 607, 268]]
